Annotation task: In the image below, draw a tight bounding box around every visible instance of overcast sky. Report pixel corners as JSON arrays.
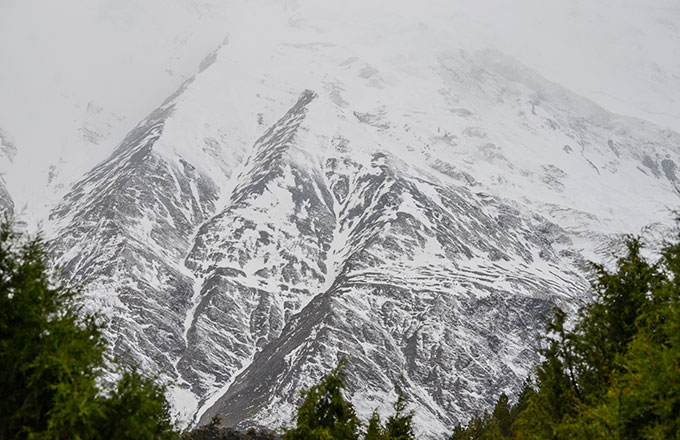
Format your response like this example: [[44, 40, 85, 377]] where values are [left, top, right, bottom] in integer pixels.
[[1, 0, 678, 171]]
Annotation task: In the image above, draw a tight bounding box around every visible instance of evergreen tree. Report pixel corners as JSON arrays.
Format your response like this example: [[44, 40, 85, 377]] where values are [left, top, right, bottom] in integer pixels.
[[451, 231, 680, 440], [98, 368, 177, 440], [364, 410, 386, 440], [283, 359, 361, 440], [572, 237, 662, 399], [448, 393, 524, 440], [490, 394, 512, 438], [449, 412, 492, 440], [513, 311, 581, 439], [384, 384, 415, 440], [559, 236, 680, 439], [509, 380, 534, 423], [0, 222, 176, 439]]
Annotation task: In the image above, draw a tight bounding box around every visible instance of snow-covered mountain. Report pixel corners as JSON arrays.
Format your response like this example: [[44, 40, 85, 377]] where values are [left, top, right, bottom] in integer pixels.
[[3, 1, 680, 438], [2, 0, 679, 227], [46, 25, 680, 440]]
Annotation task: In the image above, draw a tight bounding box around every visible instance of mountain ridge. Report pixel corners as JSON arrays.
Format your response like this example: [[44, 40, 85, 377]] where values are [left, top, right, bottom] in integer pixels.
[[43, 40, 680, 438]]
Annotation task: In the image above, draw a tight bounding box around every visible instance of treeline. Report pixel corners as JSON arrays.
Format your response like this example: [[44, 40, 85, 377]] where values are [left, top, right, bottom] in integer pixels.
[[451, 236, 680, 439]]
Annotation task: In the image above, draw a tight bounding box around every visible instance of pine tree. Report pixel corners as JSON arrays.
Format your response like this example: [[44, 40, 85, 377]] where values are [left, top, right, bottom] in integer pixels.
[[448, 392, 525, 440], [449, 413, 492, 440], [283, 359, 361, 440], [512, 311, 581, 439], [0, 222, 176, 439], [365, 410, 386, 440], [559, 236, 680, 439], [573, 237, 662, 399], [490, 394, 512, 438], [384, 384, 415, 440], [98, 368, 177, 440]]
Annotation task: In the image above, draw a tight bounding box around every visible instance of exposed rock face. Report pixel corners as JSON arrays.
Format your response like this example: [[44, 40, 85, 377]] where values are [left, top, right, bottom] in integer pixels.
[[198, 143, 587, 435], [48, 42, 680, 439]]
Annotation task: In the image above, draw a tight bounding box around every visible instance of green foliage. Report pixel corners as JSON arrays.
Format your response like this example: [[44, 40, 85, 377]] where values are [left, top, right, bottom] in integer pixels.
[[513, 311, 581, 439], [364, 411, 386, 440], [571, 238, 662, 400], [450, 232, 680, 440], [283, 359, 361, 440], [0, 222, 176, 440], [284, 367, 419, 440], [98, 368, 177, 440], [449, 398, 520, 440], [490, 394, 512, 438], [384, 384, 415, 440], [557, 237, 680, 440]]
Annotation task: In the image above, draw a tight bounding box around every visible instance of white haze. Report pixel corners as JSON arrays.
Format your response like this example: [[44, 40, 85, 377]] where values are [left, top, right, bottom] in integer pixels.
[[0, 0, 679, 226]]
